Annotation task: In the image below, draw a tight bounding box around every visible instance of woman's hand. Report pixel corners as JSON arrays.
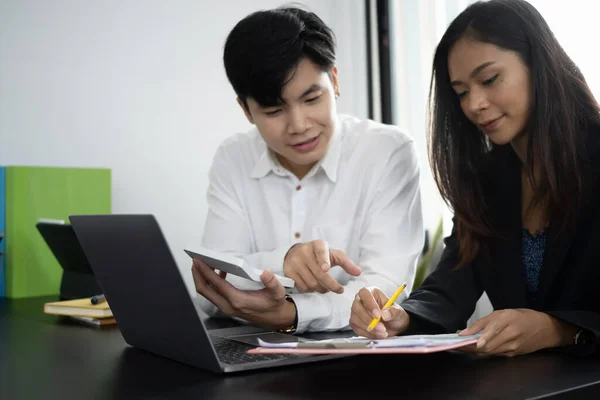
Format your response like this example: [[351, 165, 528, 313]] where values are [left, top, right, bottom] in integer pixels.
[[459, 309, 576, 357], [349, 287, 410, 338]]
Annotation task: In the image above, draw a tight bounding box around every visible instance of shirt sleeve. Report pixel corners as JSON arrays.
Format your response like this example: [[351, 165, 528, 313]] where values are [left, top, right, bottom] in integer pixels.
[[544, 311, 600, 357], [196, 145, 291, 316], [292, 140, 424, 332], [201, 145, 291, 274]]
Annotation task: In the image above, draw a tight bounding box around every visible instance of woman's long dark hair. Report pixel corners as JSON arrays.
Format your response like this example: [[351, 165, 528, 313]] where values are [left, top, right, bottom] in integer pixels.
[[429, 0, 600, 267]]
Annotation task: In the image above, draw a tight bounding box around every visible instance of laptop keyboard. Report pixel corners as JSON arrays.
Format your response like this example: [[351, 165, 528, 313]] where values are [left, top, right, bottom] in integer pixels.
[[211, 336, 293, 365]]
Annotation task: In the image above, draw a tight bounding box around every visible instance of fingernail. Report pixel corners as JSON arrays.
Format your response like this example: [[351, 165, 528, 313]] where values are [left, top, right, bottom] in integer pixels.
[[377, 331, 388, 339], [374, 323, 386, 332], [382, 310, 392, 321], [477, 339, 486, 349], [263, 270, 273, 282], [371, 309, 381, 319], [321, 263, 329, 272]]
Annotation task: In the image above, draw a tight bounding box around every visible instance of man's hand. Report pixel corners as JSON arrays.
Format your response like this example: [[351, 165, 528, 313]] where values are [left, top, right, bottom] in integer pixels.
[[283, 240, 361, 294], [349, 286, 410, 338], [191, 259, 296, 329], [458, 309, 577, 357]]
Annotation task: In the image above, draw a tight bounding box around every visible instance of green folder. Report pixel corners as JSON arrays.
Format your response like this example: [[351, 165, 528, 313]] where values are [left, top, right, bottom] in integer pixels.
[[0, 167, 5, 297], [5, 166, 111, 298]]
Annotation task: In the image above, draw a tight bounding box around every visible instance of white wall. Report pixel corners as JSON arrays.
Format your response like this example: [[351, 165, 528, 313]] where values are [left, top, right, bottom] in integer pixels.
[[0, 0, 368, 294], [527, 0, 600, 99]]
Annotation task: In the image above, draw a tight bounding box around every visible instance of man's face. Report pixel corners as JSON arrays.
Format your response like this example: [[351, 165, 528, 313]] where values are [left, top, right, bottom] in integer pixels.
[[240, 58, 339, 179]]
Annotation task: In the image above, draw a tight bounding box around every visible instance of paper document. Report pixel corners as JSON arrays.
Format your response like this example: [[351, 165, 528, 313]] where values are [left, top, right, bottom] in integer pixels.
[[258, 333, 481, 349]]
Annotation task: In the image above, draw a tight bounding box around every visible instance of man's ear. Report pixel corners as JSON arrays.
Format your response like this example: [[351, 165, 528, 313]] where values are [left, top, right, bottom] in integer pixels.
[[237, 97, 254, 124], [330, 66, 340, 97]]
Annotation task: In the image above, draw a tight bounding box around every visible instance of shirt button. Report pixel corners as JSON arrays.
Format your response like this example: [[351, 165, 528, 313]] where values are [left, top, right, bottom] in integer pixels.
[[294, 232, 301, 239], [296, 185, 302, 191]]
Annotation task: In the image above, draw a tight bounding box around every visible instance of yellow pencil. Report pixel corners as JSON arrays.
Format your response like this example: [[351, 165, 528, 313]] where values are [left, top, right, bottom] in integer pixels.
[[367, 282, 407, 332]]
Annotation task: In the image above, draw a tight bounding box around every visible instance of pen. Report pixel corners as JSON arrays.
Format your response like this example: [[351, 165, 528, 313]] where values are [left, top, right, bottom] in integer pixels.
[[90, 294, 106, 305], [367, 282, 407, 332]]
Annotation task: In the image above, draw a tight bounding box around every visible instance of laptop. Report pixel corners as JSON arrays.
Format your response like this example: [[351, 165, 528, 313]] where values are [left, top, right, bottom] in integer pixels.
[[36, 220, 102, 299], [69, 214, 344, 373]]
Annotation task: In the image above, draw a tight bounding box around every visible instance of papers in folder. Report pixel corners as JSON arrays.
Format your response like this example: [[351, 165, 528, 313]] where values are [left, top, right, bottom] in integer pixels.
[[249, 333, 481, 355]]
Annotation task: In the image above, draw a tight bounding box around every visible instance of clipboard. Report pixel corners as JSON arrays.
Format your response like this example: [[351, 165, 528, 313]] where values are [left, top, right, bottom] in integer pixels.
[[248, 334, 480, 355]]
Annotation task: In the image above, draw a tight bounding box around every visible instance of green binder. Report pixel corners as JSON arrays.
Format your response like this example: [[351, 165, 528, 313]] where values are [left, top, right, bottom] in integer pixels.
[[5, 167, 111, 298]]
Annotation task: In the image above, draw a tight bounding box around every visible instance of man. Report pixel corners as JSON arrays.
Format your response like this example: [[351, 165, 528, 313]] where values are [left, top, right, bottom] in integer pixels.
[[192, 6, 423, 334]]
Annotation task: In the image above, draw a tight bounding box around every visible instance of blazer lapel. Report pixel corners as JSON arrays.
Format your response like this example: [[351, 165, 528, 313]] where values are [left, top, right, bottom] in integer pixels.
[[490, 148, 528, 307]]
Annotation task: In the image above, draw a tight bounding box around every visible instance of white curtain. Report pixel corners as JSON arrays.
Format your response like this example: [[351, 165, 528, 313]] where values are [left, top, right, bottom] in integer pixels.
[[389, 0, 473, 239]]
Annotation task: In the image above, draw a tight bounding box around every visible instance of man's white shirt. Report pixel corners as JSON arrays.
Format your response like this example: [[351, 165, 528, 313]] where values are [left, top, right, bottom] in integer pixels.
[[199, 114, 424, 333]]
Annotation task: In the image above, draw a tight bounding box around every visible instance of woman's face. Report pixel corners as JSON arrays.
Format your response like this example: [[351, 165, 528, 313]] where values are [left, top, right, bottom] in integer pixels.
[[448, 37, 532, 146]]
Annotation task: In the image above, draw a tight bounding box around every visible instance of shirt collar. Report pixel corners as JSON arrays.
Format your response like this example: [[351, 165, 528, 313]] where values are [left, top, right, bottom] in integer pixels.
[[250, 146, 280, 179], [250, 117, 343, 182], [317, 120, 342, 182]]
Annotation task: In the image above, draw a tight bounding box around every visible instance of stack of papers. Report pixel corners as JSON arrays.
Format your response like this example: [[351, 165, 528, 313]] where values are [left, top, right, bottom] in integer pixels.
[[249, 333, 481, 355]]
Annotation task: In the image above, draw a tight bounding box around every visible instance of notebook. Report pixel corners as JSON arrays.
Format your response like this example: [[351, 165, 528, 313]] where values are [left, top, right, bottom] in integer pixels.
[[248, 333, 481, 355], [44, 298, 113, 318]]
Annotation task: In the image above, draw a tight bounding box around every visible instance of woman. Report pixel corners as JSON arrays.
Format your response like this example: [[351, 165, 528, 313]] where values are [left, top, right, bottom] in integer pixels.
[[350, 0, 600, 357]]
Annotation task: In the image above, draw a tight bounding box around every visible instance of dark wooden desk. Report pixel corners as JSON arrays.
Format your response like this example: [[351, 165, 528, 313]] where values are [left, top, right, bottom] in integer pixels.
[[1, 296, 600, 400]]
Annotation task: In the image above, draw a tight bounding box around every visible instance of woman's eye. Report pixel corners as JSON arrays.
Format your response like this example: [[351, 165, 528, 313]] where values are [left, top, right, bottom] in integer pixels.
[[483, 74, 499, 85]]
